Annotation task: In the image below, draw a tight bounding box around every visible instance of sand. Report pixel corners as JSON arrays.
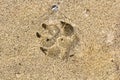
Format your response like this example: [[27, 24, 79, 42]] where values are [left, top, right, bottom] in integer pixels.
[[0, 0, 120, 80]]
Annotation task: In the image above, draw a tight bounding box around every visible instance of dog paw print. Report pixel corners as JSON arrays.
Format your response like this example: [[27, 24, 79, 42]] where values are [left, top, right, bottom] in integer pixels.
[[36, 21, 79, 61]]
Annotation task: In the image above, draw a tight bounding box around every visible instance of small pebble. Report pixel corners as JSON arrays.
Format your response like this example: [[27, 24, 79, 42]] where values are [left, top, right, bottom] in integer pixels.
[[51, 4, 58, 12]]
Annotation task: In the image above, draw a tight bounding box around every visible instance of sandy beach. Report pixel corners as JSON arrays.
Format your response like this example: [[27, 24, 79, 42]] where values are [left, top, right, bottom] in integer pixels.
[[0, 0, 120, 80]]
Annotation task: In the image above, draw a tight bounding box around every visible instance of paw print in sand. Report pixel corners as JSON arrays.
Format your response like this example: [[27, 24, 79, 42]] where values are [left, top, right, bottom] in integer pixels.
[[36, 21, 79, 61]]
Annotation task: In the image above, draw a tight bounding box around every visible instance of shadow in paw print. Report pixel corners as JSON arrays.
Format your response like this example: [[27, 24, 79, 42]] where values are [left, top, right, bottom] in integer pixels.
[[42, 23, 47, 29], [36, 32, 41, 38], [60, 21, 74, 36], [40, 47, 47, 55]]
